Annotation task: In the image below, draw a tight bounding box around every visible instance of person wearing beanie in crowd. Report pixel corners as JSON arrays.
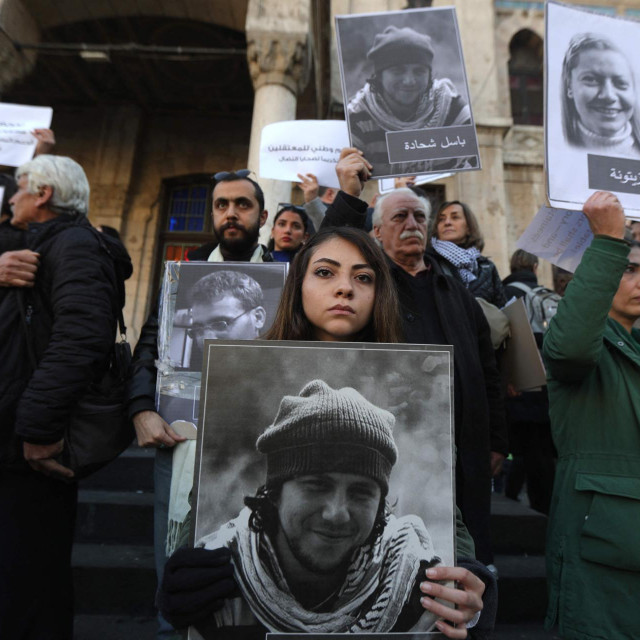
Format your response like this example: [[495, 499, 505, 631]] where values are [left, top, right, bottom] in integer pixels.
[[158, 380, 497, 639], [346, 25, 474, 177]]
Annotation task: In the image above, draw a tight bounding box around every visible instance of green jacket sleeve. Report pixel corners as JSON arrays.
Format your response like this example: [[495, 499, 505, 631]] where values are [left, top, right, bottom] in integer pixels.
[[455, 505, 476, 558], [543, 236, 629, 383]]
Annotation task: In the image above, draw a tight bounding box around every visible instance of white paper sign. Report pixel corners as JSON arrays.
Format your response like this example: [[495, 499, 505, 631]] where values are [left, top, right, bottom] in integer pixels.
[[546, 2, 640, 216], [259, 120, 350, 189], [517, 206, 593, 273], [378, 173, 453, 194], [0, 103, 53, 167]]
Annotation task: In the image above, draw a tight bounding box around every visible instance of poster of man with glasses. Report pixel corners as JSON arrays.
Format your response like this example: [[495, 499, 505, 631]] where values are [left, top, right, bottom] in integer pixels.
[[156, 262, 288, 426]]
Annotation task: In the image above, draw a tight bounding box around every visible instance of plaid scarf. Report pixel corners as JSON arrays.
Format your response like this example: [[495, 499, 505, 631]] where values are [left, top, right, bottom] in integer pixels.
[[431, 238, 481, 285], [197, 507, 441, 633]]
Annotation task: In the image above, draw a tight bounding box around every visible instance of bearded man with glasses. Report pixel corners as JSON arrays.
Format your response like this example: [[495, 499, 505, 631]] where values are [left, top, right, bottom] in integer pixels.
[[126, 170, 273, 640]]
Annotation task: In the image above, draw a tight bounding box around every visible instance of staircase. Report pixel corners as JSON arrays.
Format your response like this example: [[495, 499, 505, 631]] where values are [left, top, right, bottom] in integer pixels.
[[71, 452, 558, 639], [73, 446, 157, 639], [492, 493, 560, 639]]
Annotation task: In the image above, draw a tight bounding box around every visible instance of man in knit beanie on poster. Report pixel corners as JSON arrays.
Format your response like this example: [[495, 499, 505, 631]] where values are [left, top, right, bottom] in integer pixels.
[[346, 24, 474, 176], [191, 379, 444, 634]]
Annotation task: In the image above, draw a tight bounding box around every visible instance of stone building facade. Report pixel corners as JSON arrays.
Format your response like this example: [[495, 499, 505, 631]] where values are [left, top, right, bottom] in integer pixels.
[[0, 0, 637, 337]]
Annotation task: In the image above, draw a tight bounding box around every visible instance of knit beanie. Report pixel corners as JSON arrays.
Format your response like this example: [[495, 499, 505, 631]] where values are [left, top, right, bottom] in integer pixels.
[[256, 380, 398, 494], [367, 26, 434, 73]]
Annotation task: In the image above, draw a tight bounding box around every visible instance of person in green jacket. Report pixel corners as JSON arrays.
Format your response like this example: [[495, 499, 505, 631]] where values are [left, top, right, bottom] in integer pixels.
[[543, 190, 640, 639]]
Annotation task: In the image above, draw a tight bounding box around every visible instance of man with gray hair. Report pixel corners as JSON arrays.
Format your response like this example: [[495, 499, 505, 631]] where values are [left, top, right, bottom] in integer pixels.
[[320, 148, 507, 572], [0, 155, 132, 637]]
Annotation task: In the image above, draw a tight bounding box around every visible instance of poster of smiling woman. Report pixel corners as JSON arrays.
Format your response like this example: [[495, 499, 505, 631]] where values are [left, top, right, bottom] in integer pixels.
[[188, 341, 455, 639], [547, 1, 640, 217], [335, 7, 480, 180]]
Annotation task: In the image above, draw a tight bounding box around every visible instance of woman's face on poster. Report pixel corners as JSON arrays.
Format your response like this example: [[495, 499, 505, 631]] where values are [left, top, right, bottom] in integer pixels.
[[380, 63, 431, 108], [568, 48, 635, 137]]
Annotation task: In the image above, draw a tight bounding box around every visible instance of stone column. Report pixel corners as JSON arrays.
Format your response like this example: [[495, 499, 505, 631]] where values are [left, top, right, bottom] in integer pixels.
[[246, 0, 311, 245]]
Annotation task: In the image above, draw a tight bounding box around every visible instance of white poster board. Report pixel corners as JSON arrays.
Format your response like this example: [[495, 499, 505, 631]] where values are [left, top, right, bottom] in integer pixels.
[[259, 120, 349, 189], [546, 1, 640, 218], [190, 341, 455, 639], [378, 173, 452, 194], [0, 103, 53, 167], [335, 7, 479, 180]]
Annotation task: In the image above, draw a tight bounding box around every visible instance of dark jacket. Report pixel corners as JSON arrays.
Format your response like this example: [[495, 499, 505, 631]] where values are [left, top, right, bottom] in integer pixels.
[[0, 214, 132, 465], [428, 246, 507, 308], [322, 192, 507, 564], [126, 243, 272, 419], [322, 192, 508, 457], [503, 269, 538, 301]]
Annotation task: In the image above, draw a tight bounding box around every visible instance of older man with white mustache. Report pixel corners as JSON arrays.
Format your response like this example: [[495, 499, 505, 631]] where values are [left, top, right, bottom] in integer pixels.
[[320, 148, 508, 584]]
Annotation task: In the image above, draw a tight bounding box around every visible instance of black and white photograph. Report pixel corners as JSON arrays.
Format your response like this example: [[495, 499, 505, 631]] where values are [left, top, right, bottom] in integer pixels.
[[189, 341, 455, 639], [546, 1, 640, 216], [155, 261, 288, 427], [335, 7, 480, 180]]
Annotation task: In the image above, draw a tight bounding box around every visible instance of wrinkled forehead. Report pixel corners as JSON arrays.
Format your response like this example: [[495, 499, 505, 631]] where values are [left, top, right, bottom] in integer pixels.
[[213, 179, 259, 205], [381, 193, 427, 218]]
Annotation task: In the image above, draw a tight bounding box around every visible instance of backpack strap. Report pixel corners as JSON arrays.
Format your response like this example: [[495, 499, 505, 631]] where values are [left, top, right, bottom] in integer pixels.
[[508, 281, 533, 295]]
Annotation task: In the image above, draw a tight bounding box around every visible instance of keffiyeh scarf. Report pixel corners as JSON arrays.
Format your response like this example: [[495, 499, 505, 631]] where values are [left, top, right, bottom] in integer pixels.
[[431, 238, 481, 285], [351, 77, 470, 133], [197, 507, 440, 633]]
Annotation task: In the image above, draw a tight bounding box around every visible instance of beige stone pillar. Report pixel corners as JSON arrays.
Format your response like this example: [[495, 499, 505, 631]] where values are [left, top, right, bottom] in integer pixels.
[[246, 0, 311, 245], [436, 0, 512, 277]]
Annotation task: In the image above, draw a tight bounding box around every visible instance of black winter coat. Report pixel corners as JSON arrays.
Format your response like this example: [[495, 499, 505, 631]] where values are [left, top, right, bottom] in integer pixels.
[[322, 192, 507, 562], [322, 192, 507, 457], [0, 215, 132, 465]]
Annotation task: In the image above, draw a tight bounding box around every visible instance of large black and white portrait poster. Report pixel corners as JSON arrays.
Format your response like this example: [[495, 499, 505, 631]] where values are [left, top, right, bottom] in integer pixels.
[[155, 261, 287, 428], [335, 7, 480, 180], [189, 341, 454, 640], [547, 1, 640, 218]]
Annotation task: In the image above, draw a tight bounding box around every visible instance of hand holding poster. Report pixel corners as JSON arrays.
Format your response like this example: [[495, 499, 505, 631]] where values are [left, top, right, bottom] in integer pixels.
[[335, 7, 480, 180], [189, 341, 455, 639], [259, 120, 349, 189], [546, 1, 640, 216], [0, 103, 53, 166]]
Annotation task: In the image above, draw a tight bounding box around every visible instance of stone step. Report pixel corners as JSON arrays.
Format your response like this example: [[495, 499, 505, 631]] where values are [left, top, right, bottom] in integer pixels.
[[72, 544, 156, 616], [80, 446, 155, 492], [75, 490, 154, 545], [495, 554, 548, 623], [491, 493, 547, 555]]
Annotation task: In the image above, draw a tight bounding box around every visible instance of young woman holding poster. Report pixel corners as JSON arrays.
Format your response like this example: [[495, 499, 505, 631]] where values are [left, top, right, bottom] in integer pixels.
[[158, 226, 496, 639]]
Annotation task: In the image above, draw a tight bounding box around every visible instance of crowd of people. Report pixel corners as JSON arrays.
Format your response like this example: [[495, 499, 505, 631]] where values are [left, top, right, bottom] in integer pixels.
[[0, 130, 639, 640]]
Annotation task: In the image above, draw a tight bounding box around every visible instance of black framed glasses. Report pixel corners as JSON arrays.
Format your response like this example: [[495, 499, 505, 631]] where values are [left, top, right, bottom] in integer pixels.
[[277, 203, 306, 215], [187, 308, 255, 338], [213, 169, 252, 182]]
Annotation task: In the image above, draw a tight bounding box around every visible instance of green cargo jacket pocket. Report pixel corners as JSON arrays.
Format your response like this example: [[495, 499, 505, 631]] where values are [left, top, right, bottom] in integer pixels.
[[576, 472, 640, 571]]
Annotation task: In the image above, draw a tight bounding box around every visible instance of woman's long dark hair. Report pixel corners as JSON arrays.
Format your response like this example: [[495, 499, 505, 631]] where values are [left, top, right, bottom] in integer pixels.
[[263, 227, 404, 343], [432, 200, 484, 251]]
